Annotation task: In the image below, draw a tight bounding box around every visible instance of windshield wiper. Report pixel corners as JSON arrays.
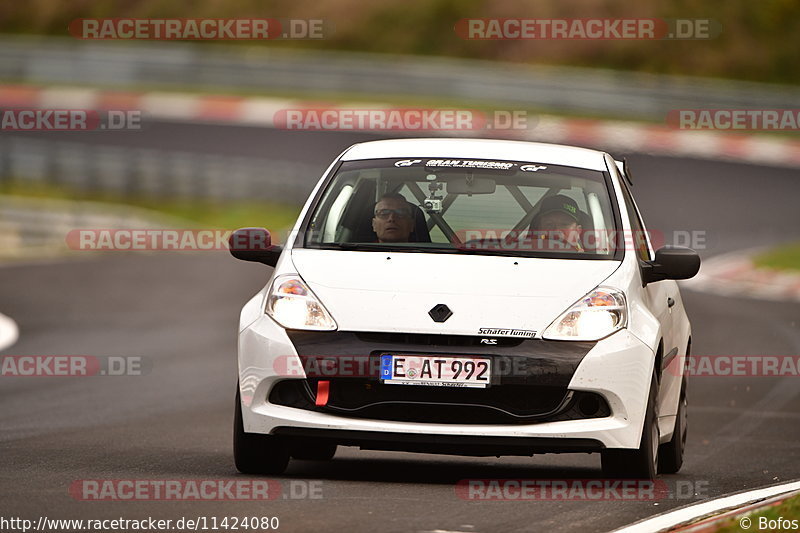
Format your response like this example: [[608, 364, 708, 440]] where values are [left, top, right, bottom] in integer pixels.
[[453, 248, 538, 257], [313, 243, 460, 254], [455, 248, 612, 259], [309, 242, 605, 259]]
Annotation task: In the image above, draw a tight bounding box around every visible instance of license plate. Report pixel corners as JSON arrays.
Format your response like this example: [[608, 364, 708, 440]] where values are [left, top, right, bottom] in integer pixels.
[[380, 354, 491, 388]]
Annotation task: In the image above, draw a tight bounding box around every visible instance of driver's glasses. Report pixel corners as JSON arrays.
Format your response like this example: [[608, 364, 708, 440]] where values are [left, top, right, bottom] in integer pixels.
[[374, 208, 412, 219]]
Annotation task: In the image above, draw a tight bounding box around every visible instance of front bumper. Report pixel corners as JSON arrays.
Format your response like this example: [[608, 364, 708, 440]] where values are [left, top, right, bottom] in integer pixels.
[[238, 316, 655, 451]]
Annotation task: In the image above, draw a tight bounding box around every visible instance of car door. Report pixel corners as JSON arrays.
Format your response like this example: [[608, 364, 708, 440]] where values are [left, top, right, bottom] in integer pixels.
[[618, 174, 678, 377]]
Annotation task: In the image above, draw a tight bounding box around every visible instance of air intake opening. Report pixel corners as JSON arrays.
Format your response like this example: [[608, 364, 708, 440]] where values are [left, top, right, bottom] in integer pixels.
[[578, 395, 602, 417]]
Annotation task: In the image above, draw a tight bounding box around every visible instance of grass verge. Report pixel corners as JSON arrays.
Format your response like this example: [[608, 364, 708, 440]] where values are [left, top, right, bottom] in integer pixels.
[[753, 243, 800, 273], [0, 181, 302, 234], [716, 492, 800, 532]]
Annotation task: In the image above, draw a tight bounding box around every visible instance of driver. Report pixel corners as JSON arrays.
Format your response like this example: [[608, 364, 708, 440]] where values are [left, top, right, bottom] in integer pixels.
[[531, 195, 585, 252], [372, 193, 415, 243]]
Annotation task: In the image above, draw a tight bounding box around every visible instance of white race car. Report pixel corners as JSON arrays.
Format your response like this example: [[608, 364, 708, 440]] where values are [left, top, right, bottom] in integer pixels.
[[230, 138, 700, 479]]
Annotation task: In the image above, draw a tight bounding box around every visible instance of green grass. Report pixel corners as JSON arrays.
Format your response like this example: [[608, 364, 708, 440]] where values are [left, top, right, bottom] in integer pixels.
[[753, 243, 800, 273], [716, 493, 800, 532], [0, 180, 301, 234], [135, 201, 300, 232]]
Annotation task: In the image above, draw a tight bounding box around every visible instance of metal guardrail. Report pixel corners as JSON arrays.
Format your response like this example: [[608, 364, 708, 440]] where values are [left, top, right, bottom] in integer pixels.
[[1, 34, 798, 206], [0, 136, 324, 203], [1, 34, 799, 121]]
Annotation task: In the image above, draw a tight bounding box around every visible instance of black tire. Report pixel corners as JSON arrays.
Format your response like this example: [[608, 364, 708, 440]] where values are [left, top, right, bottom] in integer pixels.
[[233, 387, 290, 475], [602, 371, 660, 479], [290, 441, 337, 461], [658, 376, 687, 474]]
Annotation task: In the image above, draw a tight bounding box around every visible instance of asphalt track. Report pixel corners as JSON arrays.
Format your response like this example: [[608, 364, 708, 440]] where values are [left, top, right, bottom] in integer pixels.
[[1, 122, 799, 532]]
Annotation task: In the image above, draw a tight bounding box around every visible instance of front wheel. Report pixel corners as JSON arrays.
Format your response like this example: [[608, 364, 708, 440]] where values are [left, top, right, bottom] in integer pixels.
[[602, 371, 660, 479], [233, 387, 290, 475]]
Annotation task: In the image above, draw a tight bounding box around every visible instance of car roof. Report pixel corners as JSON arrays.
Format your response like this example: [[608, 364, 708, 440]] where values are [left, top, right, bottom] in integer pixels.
[[340, 138, 610, 171]]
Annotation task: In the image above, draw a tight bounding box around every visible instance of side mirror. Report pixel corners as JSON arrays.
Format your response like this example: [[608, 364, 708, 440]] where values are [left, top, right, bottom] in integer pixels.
[[228, 227, 283, 267], [642, 246, 701, 285]]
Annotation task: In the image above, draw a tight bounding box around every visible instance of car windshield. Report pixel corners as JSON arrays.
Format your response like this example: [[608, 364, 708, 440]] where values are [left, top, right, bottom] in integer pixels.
[[303, 157, 620, 259]]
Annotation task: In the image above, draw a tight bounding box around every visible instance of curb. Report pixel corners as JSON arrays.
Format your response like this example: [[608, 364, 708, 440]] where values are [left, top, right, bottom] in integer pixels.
[[1, 85, 800, 168], [612, 480, 800, 533], [681, 248, 800, 302], [673, 488, 800, 532]]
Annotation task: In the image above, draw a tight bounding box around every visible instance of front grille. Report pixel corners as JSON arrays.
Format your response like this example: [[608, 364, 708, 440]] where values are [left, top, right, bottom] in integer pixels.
[[277, 331, 604, 425], [285, 331, 596, 391], [269, 378, 610, 425]]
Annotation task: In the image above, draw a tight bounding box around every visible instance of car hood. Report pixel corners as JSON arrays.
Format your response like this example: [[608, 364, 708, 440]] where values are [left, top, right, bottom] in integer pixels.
[[289, 249, 621, 337]]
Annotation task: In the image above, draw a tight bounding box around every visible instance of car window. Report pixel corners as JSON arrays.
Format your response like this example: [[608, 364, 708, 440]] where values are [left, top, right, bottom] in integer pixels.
[[322, 184, 353, 241], [410, 184, 527, 241], [305, 158, 620, 259], [617, 175, 652, 261]]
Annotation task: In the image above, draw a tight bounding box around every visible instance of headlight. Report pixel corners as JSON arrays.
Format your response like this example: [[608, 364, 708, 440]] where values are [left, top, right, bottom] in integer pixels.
[[542, 286, 627, 341], [265, 274, 337, 331]]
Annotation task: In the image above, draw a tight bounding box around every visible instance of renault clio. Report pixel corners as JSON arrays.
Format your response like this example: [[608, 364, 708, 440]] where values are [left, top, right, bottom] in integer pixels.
[[229, 138, 700, 479]]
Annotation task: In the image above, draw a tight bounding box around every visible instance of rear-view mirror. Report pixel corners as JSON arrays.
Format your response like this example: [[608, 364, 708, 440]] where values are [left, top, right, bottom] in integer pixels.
[[446, 176, 496, 195]]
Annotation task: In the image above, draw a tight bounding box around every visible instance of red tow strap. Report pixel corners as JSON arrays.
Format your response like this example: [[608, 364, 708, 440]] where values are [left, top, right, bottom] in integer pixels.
[[315, 380, 330, 406]]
